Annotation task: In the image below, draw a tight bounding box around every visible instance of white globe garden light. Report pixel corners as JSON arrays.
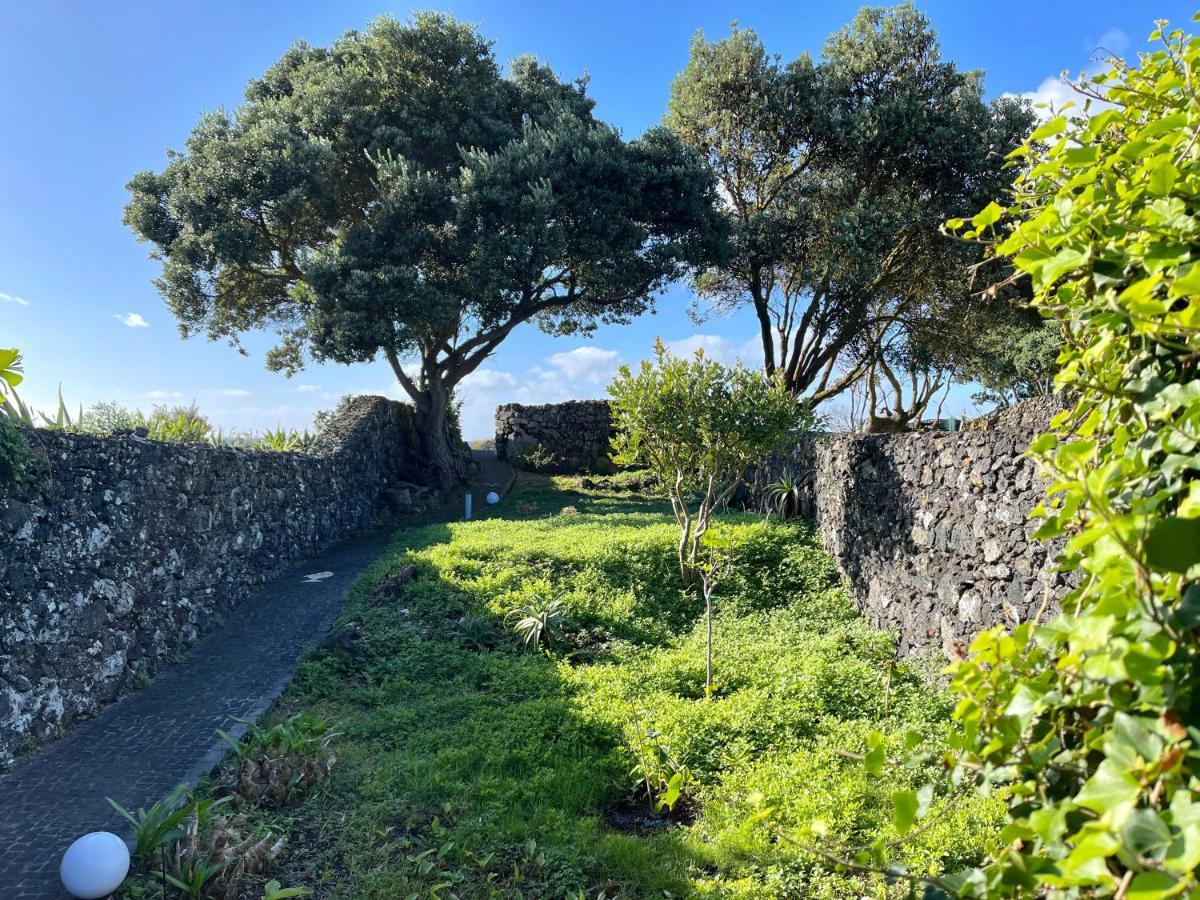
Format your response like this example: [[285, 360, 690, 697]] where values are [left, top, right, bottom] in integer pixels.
[[60, 831, 130, 899], [486, 491, 500, 505]]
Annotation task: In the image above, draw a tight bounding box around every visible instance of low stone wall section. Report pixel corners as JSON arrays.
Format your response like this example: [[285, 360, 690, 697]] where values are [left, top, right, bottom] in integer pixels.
[[495, 399, 615, 474]]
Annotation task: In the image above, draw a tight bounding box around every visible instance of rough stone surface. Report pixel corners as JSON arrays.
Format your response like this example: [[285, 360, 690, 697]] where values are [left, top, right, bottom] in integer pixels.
[[0, 529, 391, 900], [0, 395, 423, 767], [495, 399, 615, 474], [746, 396, 1074, 656]]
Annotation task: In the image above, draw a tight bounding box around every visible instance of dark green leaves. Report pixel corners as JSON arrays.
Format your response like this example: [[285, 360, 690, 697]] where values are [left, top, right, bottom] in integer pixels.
[[1145, 518, 1200, 573]]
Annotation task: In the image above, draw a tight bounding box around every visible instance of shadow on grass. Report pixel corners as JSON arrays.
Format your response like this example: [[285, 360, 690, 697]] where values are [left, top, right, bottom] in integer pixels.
[[271, 482, 718, 897]]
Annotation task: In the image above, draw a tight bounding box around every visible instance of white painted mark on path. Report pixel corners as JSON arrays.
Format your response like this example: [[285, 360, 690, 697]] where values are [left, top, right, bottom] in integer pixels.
[[302, 571, 334, 583]]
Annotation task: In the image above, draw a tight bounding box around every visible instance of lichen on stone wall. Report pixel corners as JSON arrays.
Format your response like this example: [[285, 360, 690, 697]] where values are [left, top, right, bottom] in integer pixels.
[[0, 395, 422, 768]]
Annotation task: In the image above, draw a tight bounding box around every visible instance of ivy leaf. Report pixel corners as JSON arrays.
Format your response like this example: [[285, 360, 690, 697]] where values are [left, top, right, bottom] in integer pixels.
[[1030, 116, 1068, 141], [1125, 870, 1180, 899], [893, 790, 919, 836], [1075, 761, 1142, 818], [971, 201, 1004, 230], [1144, 517, 1200, 573], [1148, 157, 1179, 196], [1122, 808, 1172, 861]]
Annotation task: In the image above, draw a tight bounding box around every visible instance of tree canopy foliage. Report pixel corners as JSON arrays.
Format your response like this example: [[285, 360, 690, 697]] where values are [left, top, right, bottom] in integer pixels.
[[125, 14, 724, 486], [665, 3, 1036, 417]]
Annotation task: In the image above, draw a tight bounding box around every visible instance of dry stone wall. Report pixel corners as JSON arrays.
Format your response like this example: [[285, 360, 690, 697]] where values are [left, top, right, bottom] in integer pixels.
[[495, 400, 615, 474], [748, 395, 1072, 656], [0, 396, 423, 767]]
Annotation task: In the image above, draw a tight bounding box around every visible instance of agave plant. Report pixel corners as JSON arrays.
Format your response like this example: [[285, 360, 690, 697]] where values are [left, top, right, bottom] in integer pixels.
[[763, 469, 804, 522], [251, 427, 316, 452], [0, 348, 23, 399], [505, 595, 572, 652]]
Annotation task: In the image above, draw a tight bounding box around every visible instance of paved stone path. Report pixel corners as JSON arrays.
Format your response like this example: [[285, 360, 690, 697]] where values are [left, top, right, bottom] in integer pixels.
[[471, 447, 518, 499], [0, 453, 517, 899], [0, 530, 393, 899]]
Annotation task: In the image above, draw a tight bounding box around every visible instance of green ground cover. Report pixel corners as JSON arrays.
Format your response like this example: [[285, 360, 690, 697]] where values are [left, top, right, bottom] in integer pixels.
[[193, 475, 1003, 898]]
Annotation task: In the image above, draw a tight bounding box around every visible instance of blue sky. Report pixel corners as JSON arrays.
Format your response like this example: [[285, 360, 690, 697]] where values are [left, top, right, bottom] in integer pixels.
[[1, 1, 1193, 438]]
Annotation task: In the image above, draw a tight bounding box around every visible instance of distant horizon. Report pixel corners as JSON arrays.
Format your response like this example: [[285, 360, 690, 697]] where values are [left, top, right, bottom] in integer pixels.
[[4, 0, 1193, 439]]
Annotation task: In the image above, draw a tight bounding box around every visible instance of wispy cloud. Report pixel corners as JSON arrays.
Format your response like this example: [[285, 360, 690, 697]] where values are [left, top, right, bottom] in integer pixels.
[[664, 334, 763, 367], [116, 312, 149, 328], [295, 384, 322, 393], [1003, 27, 1129, 121], [215, 388, 251, 397], [146, 390, 183, 399], [0, 291, 29, 306]]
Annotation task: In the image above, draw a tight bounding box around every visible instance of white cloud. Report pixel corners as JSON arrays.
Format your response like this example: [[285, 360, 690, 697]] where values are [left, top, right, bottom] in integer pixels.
[[146, 390, 183, 399], [663, 334, 762, 368], [546, 346, 624, 383], [460, 369, 520, 392], [1004, 27, 1128, 121], [0, 291, 29, 306], [116, 312, 149, 328], [1092, 28, 1130, 58], [215, 388, 251, 397], [295, 384, 321, 393]]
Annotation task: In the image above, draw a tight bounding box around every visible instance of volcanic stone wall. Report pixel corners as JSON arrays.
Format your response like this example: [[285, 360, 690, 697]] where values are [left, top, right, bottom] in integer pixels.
[[0, 395, 422, 767], [495, 400, 615, 474], [748, 395, 1072, 656]]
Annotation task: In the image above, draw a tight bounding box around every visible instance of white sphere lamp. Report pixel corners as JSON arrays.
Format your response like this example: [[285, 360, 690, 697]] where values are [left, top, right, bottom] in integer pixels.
[[486, 491, 500, 505], [60, 831, 130, 899]]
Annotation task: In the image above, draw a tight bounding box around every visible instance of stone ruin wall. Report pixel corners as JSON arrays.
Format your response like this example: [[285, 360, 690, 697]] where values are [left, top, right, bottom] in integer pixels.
[[747, 395, 1072, 655], [0, 395, 424, 767], [495, 400, 616, 474]]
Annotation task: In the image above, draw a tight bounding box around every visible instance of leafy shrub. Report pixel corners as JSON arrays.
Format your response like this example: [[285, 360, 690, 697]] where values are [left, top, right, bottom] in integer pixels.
[[79, 401, 212, 442], [939, 19, 1200, 896], [609, 339, 801, 587]]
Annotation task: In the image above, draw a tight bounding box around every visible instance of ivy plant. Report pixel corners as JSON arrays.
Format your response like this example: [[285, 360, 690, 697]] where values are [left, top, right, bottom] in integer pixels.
[[938, 18, 1200, 898]]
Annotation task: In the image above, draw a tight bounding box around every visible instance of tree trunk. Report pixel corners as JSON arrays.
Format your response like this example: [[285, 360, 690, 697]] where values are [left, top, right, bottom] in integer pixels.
[[385, 349, 464, 492], [415, 377, 462, 492]]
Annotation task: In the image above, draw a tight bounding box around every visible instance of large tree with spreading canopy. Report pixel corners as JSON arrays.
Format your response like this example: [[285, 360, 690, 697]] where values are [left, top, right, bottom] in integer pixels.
[[665, 3, 1034, 421], [125, 14, 723, 487]]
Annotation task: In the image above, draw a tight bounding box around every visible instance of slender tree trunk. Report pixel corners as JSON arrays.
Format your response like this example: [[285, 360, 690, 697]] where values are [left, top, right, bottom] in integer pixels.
[[705, 587, 713, 695], [703, 573, 715, 697]]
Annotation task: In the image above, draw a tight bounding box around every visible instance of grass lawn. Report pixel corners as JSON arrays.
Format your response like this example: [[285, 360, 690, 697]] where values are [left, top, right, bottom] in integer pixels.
[[170, 474, 1003, 898]]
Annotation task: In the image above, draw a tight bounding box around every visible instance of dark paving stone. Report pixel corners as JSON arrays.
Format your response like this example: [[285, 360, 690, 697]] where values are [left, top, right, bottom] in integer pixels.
[[0, 529, 393, 899]]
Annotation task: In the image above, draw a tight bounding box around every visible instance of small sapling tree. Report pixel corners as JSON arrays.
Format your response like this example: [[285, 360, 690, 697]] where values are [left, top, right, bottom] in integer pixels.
[[608, 340, 800, 693]]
